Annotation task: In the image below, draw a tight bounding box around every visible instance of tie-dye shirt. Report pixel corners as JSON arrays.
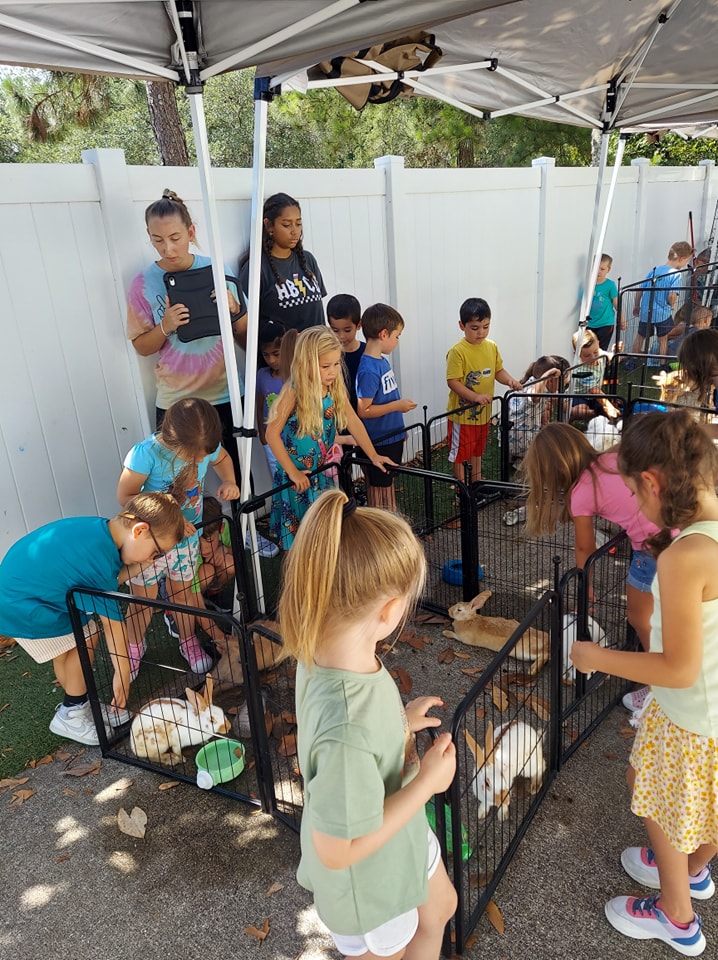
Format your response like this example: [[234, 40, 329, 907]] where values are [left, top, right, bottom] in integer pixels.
[[126, 255, 245, 410]]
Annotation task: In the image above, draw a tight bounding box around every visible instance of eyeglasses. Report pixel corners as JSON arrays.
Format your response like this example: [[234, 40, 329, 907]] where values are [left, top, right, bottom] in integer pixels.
[[120, 512, 165, 559]]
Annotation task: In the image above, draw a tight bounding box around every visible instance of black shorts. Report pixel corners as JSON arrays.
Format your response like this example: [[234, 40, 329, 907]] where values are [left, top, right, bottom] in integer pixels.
[[365, 439, 404, 487]]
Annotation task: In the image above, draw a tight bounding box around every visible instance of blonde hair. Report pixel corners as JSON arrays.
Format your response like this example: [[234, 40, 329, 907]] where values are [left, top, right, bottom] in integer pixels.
[[275, 326, 350, 437], [572, 328, 599, 352], [118, 492, 185, 544], [618, 410, 718, 554], [669, 240, 693, 261], [520, 422, 608, 536], [279, 490, 426, 666]]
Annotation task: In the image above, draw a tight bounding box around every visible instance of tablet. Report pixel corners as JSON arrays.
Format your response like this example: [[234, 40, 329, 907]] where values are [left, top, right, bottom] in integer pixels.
[[164, 266, 237, 342]]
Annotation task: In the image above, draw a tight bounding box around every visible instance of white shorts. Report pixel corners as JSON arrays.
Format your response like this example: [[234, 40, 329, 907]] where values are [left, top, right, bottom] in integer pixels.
[[329, 829, 441, 958], [130, 533, 199, 587], [14, 621, 97, 663]]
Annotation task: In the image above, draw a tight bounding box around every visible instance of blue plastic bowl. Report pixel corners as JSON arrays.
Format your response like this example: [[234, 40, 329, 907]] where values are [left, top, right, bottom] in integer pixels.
[[441, 560, 483, 586]]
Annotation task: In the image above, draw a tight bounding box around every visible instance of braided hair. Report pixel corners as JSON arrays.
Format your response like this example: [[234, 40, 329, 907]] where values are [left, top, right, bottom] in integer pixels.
[[261, 192, 315, 286]]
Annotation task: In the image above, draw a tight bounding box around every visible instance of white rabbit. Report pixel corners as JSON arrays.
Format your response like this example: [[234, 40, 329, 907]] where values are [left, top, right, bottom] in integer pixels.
[[130, 677, 230, 767], [585, 415, 621, 452], [562, 612, 607, 682], [465, 721, 545, 821]]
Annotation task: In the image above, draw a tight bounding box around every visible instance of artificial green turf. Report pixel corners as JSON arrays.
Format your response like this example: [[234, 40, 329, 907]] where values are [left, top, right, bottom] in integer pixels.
[[0, 644, 66, 777]]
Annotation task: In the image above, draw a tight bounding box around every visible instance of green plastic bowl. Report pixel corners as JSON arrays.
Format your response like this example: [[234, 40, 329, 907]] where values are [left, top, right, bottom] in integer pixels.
[[195, 739, 245, 789]]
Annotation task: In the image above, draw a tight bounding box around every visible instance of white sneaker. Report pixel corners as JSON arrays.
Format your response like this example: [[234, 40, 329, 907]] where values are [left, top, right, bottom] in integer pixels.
[[245, 530, 279, 559], [98, 702, 132, 728], [622, 685, 650, 712], [49, 702, 100, 746], [236, 691, 268, 738]]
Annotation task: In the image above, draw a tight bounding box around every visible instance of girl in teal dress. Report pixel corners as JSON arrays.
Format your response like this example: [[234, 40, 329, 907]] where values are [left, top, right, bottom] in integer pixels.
[[267, 327, 395, 550]]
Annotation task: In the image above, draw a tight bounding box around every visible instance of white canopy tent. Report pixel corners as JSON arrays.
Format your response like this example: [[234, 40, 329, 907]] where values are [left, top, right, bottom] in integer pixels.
[[1, 0, 717, 495]]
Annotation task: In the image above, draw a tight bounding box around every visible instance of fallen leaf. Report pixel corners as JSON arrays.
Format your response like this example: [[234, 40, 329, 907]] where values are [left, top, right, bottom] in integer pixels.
[[465, 934, 479, 949], [619, 725, 636, 739], [424, 616, 450, 625], [0, 776, 30, 790], [278, 734, 297, 757], [0, 703, 8, 713], [61, 759, 102, 778], [54, 750, 72, 761], [604, 751, 618, 760], [56, 855, 70, 863], [9, 788, 36, 806], [475, 705, 485, 720], [437, 647, 456, 665], [62, 788, 76, 796], [83, 788, 94, 795], [397, 629, 416, 643], [413, 612, 435, 623], [491, 685, 509, 712], [266, 881, 284, 896], [461, 667, 483, 677], [390, 667, 413, 695], [158, 780, 180, 791], [405, 635, 429, 651], [27, 754, 54, 768], [281, 710, 297, 725], [485, 899, 505, 934], [527, 694, 551, 722], [470, 870, 494, 889], [452, 650, 472, 660], [234, 747, 243, 759], [117, 806, 147, 839], [244, 918, 270, 942], [0, 635, 17, 649]]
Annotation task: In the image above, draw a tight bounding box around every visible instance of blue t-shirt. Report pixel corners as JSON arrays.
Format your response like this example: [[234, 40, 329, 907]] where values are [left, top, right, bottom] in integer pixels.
[[256, 366, 285, 426], [356, 353, 405, 445], [342, 342, 366, 412], [123, 435, 221, 525], [638, 265, 681, 325], [0, 517, 123, 639], [588, 278, 618, 329]]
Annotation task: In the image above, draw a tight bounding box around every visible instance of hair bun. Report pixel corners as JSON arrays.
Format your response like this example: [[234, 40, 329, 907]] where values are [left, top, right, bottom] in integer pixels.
[[162, 188, 183, 203]]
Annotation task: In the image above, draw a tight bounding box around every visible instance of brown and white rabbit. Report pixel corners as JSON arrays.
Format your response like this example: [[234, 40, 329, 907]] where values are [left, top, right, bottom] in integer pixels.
[[130, 677, 230, 767], [465, 721, 545, 820], [211, 620, 281, 689], [444, 590, 550, 675]]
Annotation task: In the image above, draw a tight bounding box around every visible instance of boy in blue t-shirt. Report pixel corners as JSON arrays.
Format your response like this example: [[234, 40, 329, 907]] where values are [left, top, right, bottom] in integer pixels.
[[631, 241, 692, 356], [356, 303, 417, 511], [0, 493, 183, 746], [585, 253, 619, 351]]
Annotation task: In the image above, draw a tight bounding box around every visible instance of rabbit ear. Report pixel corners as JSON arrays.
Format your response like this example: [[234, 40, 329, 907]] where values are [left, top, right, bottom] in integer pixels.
[[464, 728, 484, 765], [484, 721, 494, 757], [203, 675, 214, 706], [469, 590, 492, 611], [185, 687, 208, 714]]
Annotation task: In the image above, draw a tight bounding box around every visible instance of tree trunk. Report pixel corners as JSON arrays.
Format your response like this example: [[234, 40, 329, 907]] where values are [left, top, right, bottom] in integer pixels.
[[457, 138, 475, 168], [145, 81, 189, 166]]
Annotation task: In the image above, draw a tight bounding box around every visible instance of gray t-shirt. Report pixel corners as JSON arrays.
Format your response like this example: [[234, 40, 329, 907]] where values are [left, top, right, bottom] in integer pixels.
[[295, 659, 428, 935]]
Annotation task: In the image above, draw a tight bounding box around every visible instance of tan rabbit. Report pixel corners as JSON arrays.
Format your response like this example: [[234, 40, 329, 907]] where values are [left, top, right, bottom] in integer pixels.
[[211, 619, 281, 689], [443, 590, 549, 675]]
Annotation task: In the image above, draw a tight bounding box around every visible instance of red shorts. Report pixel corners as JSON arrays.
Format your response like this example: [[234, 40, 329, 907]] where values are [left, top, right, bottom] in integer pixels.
[[447, 420, 490, 463]]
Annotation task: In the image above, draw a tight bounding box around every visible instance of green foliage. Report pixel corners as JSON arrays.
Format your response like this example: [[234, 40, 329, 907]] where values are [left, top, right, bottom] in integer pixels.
[[2, 66, 716, 170]]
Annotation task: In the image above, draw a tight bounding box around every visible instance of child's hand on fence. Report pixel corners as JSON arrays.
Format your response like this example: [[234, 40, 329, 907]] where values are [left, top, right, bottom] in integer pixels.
[[474, 393, 492, 406], [289, 467, 311, 492], [569, 639, 602, 675], [370, 454, 395, 474], [183, 519, 196, 539], [398, 398, 418, 413], [217, 481, 240, 501], [405, 696, 444, 733], [419, 731, 456, 794]]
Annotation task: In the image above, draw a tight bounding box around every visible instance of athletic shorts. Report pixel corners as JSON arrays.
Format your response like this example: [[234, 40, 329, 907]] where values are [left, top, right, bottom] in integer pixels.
[[14, 621, 96, 664], [365, 439, 404, 488], [627, 549, 657, 593], [637, 317, 673, 338], [447, 420, 490, 463], [328, 829, 442, 957], [130, 532, 200, 587]]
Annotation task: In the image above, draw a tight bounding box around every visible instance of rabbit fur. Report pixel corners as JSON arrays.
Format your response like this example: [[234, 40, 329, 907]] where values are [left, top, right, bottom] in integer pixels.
[[130, 677, 230, 767], [465, 721, 545, 820], [211, 619, 281, 689], [585, 415, 621, 452], [562, 612, 607, 682], [443, 590, 549, 675]]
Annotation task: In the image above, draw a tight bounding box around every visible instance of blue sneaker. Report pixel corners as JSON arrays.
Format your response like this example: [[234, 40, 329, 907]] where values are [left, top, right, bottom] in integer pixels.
[[605, 894, 705, 956], [622, 847, 715, 899]]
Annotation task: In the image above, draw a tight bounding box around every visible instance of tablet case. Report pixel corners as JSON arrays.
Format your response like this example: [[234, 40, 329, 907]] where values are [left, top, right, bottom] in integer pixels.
[[163, 266, 238, 342]]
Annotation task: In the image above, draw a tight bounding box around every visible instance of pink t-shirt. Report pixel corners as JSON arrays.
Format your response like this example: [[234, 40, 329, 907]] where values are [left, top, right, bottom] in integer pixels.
[[569, 450, 660, 550]]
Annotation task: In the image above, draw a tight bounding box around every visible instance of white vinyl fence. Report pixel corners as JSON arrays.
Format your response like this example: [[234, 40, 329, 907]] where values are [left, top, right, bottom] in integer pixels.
[[1, 149, 716, 556]]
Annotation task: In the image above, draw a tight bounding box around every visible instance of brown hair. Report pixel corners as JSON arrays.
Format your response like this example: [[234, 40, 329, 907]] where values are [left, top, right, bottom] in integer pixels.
[[200, 496, 224, 538], [520, 422, 607, 536], [677, 328, 718, 406], [669, 240, 693, 261], [158, 399, 222, 504], [361, 303, 405, 339], [117, 491, 185, 544], [600, 253, 613, 268], [144, 188, 193, 230], [279, 490, 426, 666], [618, 410, 718, 554]]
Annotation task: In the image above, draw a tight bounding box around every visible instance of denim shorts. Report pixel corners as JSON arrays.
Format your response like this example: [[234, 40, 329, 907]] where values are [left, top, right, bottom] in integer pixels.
[[627, 549, 656, 593]]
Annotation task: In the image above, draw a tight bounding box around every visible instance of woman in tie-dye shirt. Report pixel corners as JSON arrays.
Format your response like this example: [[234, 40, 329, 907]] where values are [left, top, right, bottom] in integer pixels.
[[126, 189, 247, 477]]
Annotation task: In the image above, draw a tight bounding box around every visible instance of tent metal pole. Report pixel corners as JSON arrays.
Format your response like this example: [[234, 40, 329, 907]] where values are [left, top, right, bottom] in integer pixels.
[[187, 91, 249, 478], [574, 133, 627, 362], [582, 132, 610, 313]]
